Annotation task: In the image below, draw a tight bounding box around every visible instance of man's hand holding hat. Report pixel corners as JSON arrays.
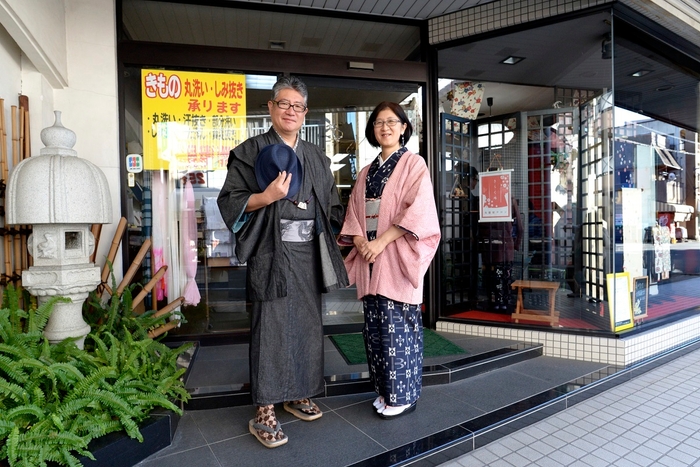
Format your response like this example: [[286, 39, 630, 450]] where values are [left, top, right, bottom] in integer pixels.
[[261, 171, 293, 204], [245, 143, 302, 212]]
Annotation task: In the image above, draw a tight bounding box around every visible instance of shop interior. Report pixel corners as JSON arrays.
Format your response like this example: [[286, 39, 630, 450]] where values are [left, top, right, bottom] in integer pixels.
[[437, 9, 700, 333]]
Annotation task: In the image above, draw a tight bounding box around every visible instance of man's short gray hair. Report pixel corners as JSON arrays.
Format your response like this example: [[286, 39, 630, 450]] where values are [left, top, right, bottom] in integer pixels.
[[271, 76, 308, 105]]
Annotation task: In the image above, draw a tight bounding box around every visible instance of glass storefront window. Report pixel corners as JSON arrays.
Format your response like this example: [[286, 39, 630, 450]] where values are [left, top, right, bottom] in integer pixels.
[[122, 68, 422, 336], [437, 10, 617, 332], [612, 18, 700, 328], [437, 8, 700, 333]]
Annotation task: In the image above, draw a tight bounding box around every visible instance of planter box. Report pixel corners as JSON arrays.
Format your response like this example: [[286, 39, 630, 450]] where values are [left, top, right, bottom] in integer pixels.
[[76, 411, 180, 467]]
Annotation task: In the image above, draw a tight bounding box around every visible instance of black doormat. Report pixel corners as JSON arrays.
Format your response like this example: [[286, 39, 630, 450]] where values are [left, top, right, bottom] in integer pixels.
[[329, 329, 466, 365]]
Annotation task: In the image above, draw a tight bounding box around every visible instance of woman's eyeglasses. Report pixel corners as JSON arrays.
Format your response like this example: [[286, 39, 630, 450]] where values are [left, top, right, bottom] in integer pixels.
[[373, 119, 402, 128], [272, 100, 307, 113]]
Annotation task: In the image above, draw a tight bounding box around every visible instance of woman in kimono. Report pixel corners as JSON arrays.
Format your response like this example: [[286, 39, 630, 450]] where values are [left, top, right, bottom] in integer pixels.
[[339, 101, 440, 419], [218, 76, 348, 448]]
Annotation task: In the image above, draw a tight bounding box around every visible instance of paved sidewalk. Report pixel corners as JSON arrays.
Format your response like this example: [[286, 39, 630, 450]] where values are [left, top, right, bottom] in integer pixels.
[[439, 347, 700, 467]]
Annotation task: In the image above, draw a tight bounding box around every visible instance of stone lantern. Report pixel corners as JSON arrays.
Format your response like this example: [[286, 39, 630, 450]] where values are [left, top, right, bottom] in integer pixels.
[[6, 111, 112, 348]]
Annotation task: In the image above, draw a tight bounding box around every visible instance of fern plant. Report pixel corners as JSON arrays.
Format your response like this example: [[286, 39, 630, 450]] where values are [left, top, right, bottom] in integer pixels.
[[0, 284, 192, 467]]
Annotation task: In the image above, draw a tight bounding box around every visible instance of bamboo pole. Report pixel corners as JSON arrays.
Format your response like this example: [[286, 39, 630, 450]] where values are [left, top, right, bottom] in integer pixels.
[[3, 105, 19, 282], [12, 107, 22, 289], [11, 105, 18, 174], [0, 98, 5, 181], [148, 320, 179, 339], [18, 98, 29, 271], [90, 224, 102, 263], [0, 99, 10, 283], [151, 235, 157, 312], [132, 265, 167, 311], [19, 96, 29, 159], [153, 296, 184, 318], [148, 296, 185, 338], [0, 98, 5, 175], [15, 106, 24, 162], [100, 217, 127, 287], [12, 228, 20, 286], [116, 237, 152, 296]]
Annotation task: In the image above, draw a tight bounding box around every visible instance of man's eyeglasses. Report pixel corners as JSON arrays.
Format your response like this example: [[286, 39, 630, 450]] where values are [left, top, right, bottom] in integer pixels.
[[272, 100, 307, 113], [373, 119, 402, 128]]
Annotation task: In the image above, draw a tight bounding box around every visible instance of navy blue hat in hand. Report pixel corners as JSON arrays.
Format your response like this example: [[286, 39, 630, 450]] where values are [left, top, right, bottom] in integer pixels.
[[254, 143, 302, 200]]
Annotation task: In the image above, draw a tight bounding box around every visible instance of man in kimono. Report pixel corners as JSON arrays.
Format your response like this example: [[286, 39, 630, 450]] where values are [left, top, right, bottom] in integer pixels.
[[217, 76, 348, 448]]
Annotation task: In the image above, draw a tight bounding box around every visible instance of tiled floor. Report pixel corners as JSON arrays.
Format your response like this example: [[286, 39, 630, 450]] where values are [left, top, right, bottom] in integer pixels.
[[437, 345, 700, 467], [135, 331, 611, 467], [130, 328, 700, 467]]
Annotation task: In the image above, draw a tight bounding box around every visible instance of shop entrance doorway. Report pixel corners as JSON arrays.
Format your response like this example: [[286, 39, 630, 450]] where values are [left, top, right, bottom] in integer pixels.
[[121, 67, 423, 339]]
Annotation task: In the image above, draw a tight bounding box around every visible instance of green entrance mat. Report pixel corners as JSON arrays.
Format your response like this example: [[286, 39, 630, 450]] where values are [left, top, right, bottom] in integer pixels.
[[329, 329, 467, 366]]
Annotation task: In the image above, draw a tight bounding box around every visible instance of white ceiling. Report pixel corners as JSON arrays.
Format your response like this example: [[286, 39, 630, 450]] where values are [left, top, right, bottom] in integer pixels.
[[207, 0, 494, 20]]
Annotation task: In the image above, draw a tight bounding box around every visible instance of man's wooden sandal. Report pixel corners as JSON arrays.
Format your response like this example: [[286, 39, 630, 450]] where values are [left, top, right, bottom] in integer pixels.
[[283, 399, 323, 421], [248, 419, 288, 448]]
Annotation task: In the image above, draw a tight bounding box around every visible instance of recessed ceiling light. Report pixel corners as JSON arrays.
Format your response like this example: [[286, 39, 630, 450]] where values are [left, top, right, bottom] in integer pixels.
[[269, 40, 286, 50], [630, 69, 652, 77], [500, 56, 525, 65], [656, 85, 674, 92]]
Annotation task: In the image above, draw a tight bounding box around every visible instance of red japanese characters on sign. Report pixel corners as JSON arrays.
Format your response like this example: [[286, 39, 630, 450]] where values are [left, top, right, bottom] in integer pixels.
[[141, 69, 247, 171]]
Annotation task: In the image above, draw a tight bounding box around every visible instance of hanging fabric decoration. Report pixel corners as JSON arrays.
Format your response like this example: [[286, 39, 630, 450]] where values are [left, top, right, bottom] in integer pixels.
[[181, 178, 201, 305], [151, 172, 168, 301], [451, 82, 485, 120]]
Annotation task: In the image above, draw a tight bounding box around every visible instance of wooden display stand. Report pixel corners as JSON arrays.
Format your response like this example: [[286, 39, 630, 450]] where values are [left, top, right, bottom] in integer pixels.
[[511, 279, 560, 326]]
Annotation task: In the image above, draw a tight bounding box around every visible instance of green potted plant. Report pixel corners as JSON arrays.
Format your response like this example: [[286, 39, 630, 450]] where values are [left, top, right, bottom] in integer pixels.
[[0, 280, 192, 467]]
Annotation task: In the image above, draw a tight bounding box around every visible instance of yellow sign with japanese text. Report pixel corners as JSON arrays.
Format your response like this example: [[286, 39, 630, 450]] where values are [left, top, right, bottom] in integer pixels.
[[141, 69, 247, 171]]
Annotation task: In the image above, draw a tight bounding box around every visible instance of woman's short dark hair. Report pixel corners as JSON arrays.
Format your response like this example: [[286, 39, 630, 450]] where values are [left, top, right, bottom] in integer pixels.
[[365, 101, 413, 148]]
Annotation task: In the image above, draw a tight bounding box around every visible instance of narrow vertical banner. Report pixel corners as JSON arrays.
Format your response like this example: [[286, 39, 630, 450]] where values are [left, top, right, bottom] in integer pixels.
[[141, 69, 247, 171]]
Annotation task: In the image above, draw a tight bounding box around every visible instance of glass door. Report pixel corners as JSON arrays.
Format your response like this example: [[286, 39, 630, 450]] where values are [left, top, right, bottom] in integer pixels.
[[121, 68, 423, 337]]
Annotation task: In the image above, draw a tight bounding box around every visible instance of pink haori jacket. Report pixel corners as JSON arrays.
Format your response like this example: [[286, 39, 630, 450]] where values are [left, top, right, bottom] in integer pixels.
[[339, 151, 441, 305]]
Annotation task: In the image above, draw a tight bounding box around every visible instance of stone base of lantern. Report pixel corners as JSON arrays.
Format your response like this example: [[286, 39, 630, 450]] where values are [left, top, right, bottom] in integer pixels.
[[40, 296, 92, 348], [22, 264, 101, 349]]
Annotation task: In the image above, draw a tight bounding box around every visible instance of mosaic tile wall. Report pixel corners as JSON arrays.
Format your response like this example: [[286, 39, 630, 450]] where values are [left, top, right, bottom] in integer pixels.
[[437, 314, 700, 366], [428, 0, 612, 45]]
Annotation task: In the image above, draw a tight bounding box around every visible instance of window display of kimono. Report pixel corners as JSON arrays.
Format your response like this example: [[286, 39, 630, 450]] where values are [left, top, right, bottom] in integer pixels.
[[478, 198, 523, 312], [652, 222, 672, 280]]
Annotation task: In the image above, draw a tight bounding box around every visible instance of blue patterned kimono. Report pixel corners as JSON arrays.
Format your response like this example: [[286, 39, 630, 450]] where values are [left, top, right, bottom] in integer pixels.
[[362, 147, 424, 406]]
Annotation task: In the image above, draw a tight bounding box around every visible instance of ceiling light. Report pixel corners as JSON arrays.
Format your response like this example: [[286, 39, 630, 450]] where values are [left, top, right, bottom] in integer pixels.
[[500, 56, 524, 65], [630, 70, 652, 77], [656, 85, 674, 92], [348, 61, 374, 71], [269, 40, 286, 50], [246, 75, 277, 90]]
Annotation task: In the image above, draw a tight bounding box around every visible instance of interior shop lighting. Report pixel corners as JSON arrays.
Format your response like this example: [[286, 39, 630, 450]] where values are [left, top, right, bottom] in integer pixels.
[[500, 56, 524, 65], [656, 84, 675, 92], [247, 75, 278, 90], [269, 40, 286, 50], [348, 61, 375, 71]]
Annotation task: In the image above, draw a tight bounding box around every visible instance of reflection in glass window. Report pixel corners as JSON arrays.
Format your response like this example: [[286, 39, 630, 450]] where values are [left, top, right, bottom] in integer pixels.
[[123, 68, 422, 335]]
